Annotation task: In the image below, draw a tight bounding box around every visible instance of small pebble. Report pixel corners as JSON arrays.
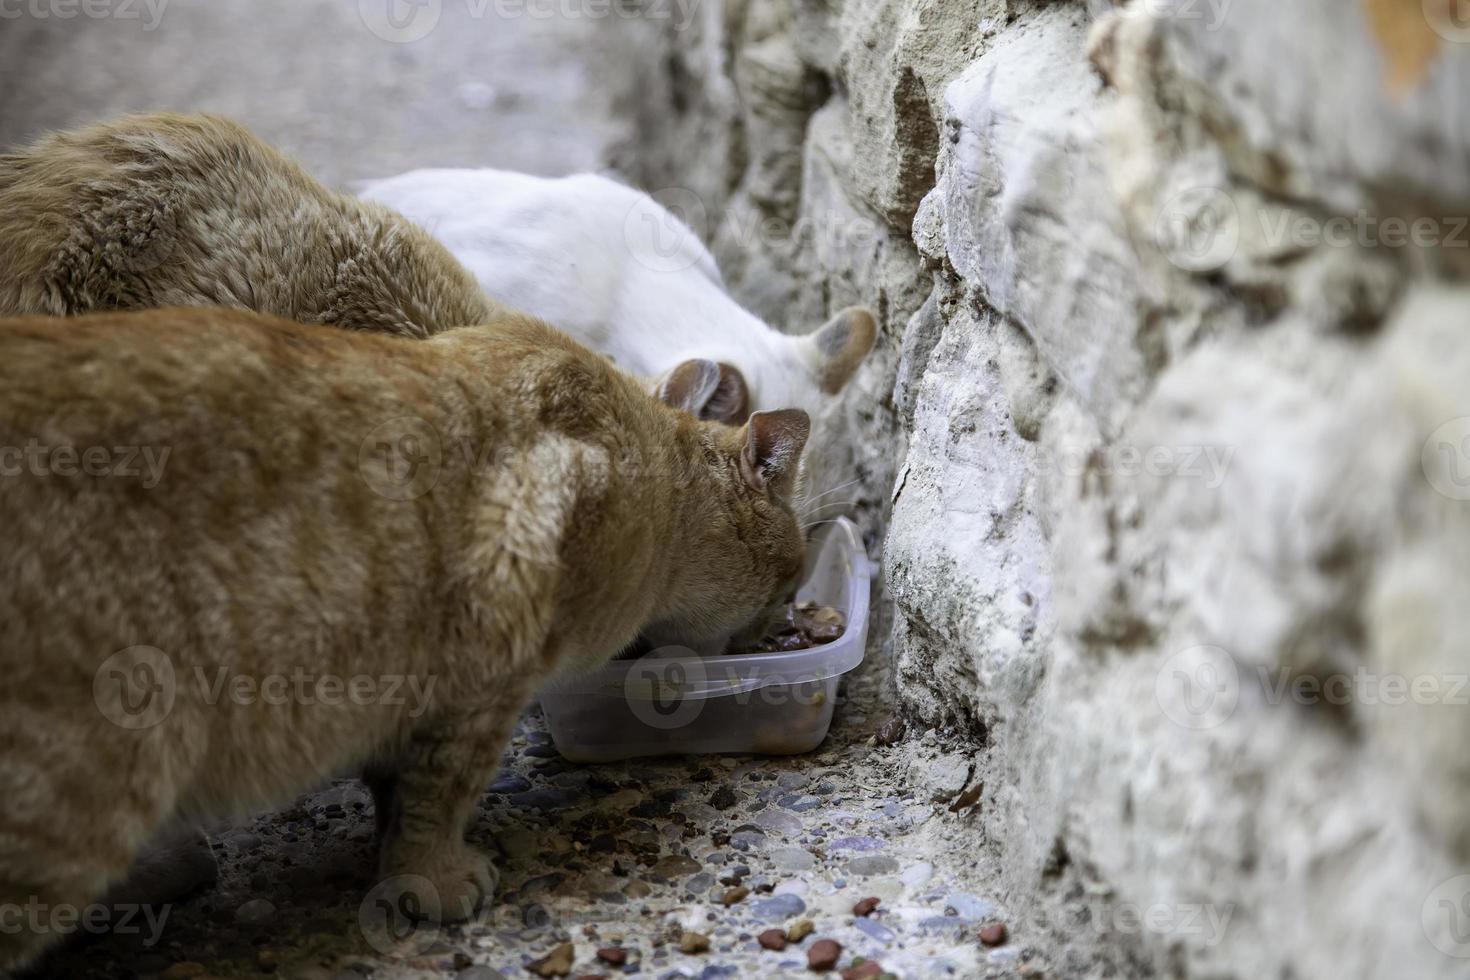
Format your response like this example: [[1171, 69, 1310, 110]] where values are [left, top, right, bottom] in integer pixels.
[[840, 961, 883, 980], [530, 943, 575, 977], [720, 886, 749, 906], [806, 939, 842, 972], [851, 896, 880, 917], [980, 922, 1009, 946], [679, 931, 711, 954], [786, 919, 815, 943], [874, 714, 907, 746], [595, 947, 627, 966], [709, 785, 739, 810], [757, 928, 787, 951], [751, 894, 807, 922], [853, 918, 895, 945], [161, 964, 206, 980], [234, 899, 276, 925]]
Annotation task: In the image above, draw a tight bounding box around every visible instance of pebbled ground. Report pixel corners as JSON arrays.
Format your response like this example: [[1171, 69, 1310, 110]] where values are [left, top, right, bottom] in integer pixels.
[[39, 627, 1040, 980]]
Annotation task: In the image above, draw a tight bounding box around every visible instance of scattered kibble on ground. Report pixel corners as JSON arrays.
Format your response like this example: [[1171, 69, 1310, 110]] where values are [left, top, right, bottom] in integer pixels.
[[808, 938, 843, 971], [530, 942, 575, 977], [595, 946, 626, 966], [758, 928, 788, 951]]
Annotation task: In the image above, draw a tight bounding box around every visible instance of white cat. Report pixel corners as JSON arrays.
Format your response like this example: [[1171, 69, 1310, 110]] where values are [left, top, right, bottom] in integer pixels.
[[356, 169, 876, 427]]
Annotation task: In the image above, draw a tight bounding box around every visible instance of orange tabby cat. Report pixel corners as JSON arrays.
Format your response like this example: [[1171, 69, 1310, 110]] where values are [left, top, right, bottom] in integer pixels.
[[0, 307, 809, 972], [0, 112, 494, 335]]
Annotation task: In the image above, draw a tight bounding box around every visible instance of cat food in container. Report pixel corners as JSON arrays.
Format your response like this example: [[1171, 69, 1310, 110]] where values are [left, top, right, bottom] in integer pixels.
[[539, 518, 871, 761]]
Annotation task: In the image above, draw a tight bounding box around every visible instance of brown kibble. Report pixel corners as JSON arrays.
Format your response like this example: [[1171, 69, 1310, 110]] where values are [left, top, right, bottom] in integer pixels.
[[787, 918, 815, 943], [595, 946, 627, 966], [980, 921, 1009, 946], [757, 928, 788, 951], [679, 931, 711, 954], [807, 939, 842, 971], [531, 942, 576, 977], [721, 886, 750, 906], [841, 962, 884, 980], [874, 713, 907, 746], [851, 896, 880, 917]]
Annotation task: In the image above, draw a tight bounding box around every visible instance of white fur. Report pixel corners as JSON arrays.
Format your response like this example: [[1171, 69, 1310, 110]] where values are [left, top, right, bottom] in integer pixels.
[[356, 168, 828, 417]]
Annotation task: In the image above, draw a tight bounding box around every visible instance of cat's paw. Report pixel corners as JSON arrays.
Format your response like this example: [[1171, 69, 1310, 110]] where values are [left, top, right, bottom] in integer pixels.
[[383, 846, 499, 923]]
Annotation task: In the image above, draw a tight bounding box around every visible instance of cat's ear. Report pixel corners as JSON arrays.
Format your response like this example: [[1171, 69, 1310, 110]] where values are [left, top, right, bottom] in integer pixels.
[[655, 358, 721, 415], [802, 307, 877, 394], [656, 359, 750, 423], [705, 363, 750, 423], [741, 409, 810, 494]]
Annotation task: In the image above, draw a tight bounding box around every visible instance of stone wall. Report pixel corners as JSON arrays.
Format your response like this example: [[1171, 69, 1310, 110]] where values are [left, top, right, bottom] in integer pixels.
[[630, 0, 1470, 975]]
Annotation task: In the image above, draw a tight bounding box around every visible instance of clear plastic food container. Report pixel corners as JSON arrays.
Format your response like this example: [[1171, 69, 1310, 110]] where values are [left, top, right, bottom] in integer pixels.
[[538, 518, 871, 762]]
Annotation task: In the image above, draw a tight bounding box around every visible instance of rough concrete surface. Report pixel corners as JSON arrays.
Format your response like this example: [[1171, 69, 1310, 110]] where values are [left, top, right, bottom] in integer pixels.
[[634, 0, 1470, 977]]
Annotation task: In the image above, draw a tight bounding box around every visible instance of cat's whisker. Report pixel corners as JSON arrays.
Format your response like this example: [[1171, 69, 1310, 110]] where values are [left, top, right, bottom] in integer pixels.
[[800, 478, 862, 506], [798, 499, 858, 521]]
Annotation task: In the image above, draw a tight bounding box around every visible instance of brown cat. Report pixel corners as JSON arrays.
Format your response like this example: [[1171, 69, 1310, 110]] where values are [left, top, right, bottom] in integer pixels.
[[0, 307, 810, 972], [0, 112, 494, 335]]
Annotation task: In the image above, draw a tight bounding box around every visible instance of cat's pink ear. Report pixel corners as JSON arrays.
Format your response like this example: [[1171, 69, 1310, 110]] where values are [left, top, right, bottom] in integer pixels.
[[656, 359, 751, 423], [803, 307, 877, 394], [656, 359, 721, 415], [741, 409, 810, 493]]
